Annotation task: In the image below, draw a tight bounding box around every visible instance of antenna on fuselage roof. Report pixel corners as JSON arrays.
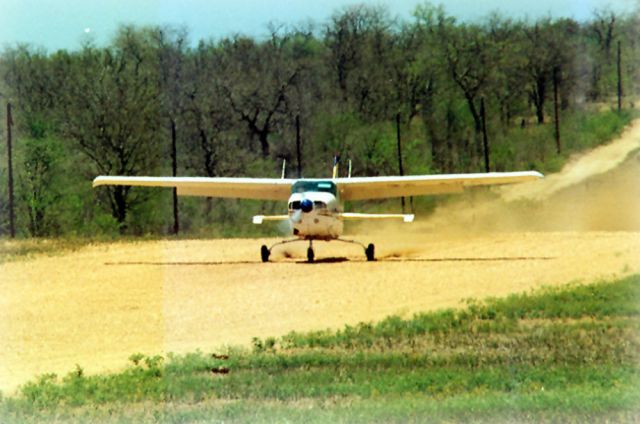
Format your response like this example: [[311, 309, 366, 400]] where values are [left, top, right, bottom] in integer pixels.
[[332, 155, 340, 179]]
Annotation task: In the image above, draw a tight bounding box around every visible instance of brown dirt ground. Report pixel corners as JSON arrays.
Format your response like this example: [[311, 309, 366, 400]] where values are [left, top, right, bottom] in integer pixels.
[[1, 120, 639, 395]]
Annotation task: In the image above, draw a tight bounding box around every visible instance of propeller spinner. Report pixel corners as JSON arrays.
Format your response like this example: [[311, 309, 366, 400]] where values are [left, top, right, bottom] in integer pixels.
[[300, 198, 313, 213]]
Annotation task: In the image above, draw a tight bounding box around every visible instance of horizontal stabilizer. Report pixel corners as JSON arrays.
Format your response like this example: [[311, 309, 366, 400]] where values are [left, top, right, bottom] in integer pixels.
[[252, 215, 290, 224], [340, 213, 415, 223]]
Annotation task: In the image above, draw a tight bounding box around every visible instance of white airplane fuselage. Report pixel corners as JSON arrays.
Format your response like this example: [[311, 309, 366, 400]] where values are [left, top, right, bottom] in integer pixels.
[[287, 191, 343, 240]]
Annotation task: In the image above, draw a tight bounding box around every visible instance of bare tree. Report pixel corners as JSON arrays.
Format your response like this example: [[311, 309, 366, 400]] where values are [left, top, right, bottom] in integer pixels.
[[218, 35, 300, 158], [152, 27, 189, 234], [58, 28, 162, 231], [588, 9, 617, 100], [523, 19, 575, 124], [325, 5, 396, 120]]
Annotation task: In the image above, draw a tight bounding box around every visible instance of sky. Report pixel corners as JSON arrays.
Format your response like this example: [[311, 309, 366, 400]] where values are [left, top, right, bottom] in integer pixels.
[[0, 0, 637, 52]]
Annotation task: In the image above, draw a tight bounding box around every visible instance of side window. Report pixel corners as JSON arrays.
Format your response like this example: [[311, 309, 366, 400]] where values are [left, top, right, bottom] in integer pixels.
[[313, 201, 326, 209]]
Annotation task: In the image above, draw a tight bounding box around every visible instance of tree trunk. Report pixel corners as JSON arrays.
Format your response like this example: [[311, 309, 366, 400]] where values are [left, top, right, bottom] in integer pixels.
[[429, 127, 441, 172], [171, 118, 179, 235], [259, 130, 270, 157], [199, 129, 216, 177], [295, 114, 302, 178], [553, 66, 561, 154], [464, 94, 482, 133], [445, 107, 456, 173], [480, 98, 490, 172], [113, 186, 128, 234], [396, 113, 405, 213], [617, 40, 623, 112], [6, 103, 15, 238], [534, 75, 546, 124], [462, 95, 484, 162]]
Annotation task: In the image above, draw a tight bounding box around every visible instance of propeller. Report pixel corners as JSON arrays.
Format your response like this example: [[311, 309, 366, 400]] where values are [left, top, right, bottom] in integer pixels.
[[290, 209, 303, 224]]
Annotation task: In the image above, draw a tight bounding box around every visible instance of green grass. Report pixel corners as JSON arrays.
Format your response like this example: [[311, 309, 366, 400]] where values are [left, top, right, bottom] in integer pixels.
[[0, 238, 92, 263], [1, 274, 639, 422], [0, 236, 164, 263]]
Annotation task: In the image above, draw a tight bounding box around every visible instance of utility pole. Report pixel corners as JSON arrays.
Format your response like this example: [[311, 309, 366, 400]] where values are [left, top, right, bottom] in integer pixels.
[[170, 118, 179, 235], [6, 102, 15, 238], [480, 98, 490, 173], [553, 65, 561, 154], [617, 40, 623, 112], [295, 114, 302, 178], [396, 113, 405, 213]]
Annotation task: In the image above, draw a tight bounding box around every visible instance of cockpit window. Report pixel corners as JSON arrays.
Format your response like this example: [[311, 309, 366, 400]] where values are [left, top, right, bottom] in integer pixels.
[[291, 180, 337, 196], [289, 201, 301, 210]]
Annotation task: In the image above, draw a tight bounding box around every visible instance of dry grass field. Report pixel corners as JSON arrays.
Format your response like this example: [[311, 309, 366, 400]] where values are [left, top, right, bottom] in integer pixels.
[[1, 121, 639, 396]]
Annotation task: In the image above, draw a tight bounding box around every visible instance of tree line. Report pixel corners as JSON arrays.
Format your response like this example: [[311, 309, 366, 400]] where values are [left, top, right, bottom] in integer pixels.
[[0, 3, 638, 237]]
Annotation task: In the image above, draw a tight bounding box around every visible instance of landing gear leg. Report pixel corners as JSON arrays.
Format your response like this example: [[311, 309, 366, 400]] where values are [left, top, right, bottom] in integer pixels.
[[365, 243, 375, 261], [261, 245, 270, 262], [307, 240, 315, 263], [261, 238, 301, 263]]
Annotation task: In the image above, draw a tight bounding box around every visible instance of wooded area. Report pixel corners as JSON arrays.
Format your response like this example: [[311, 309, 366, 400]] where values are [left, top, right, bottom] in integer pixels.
[[0, 4, 638, 237]]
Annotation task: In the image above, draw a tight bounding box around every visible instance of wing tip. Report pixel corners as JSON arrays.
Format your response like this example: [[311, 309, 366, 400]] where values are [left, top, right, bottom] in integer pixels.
[[92, 176, 105, 188]]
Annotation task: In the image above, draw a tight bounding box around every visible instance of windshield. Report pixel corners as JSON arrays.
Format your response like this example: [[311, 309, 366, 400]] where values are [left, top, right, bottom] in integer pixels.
[[291, 180, 337, 196]]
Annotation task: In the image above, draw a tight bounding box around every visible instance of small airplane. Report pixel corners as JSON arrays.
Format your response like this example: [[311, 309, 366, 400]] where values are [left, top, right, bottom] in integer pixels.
[[93, 157, 542, 262]]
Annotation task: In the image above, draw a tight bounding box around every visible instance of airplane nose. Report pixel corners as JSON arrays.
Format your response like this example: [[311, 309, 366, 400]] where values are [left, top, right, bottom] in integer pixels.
[[300, 198, 313, 213]]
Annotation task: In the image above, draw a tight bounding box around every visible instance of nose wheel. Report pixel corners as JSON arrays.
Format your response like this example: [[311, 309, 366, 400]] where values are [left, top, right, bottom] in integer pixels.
[[307, 240, 314, 263], [307, 247, 315, 263]]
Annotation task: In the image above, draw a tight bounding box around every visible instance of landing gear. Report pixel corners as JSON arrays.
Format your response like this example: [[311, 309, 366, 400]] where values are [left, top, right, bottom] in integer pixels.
[[365, 243, 375, 261], [261, 245, 270, 262], [259, 238, 373, 263], [307, 241, 314, 263]]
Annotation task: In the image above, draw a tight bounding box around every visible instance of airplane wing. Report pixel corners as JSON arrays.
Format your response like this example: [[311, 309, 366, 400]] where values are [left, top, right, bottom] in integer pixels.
[[334, 171, 543, 201], [92, 176, 294, 201]]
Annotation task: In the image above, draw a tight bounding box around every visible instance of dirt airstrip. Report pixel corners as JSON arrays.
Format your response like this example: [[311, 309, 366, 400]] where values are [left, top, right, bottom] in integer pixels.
[[1, 120, 640, 394]]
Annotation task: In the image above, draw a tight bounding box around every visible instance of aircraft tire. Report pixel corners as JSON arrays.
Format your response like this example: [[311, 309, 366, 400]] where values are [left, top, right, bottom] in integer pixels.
[[365, 243, 375, 261], [307, 247, 314, 263], [261, 245, 270, 262]]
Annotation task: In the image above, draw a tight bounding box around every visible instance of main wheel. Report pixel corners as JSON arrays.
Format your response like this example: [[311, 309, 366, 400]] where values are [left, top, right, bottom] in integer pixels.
[[307, 247, 315, 263], [261, 245, 270, 262], [365, 243, 375, 261]]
